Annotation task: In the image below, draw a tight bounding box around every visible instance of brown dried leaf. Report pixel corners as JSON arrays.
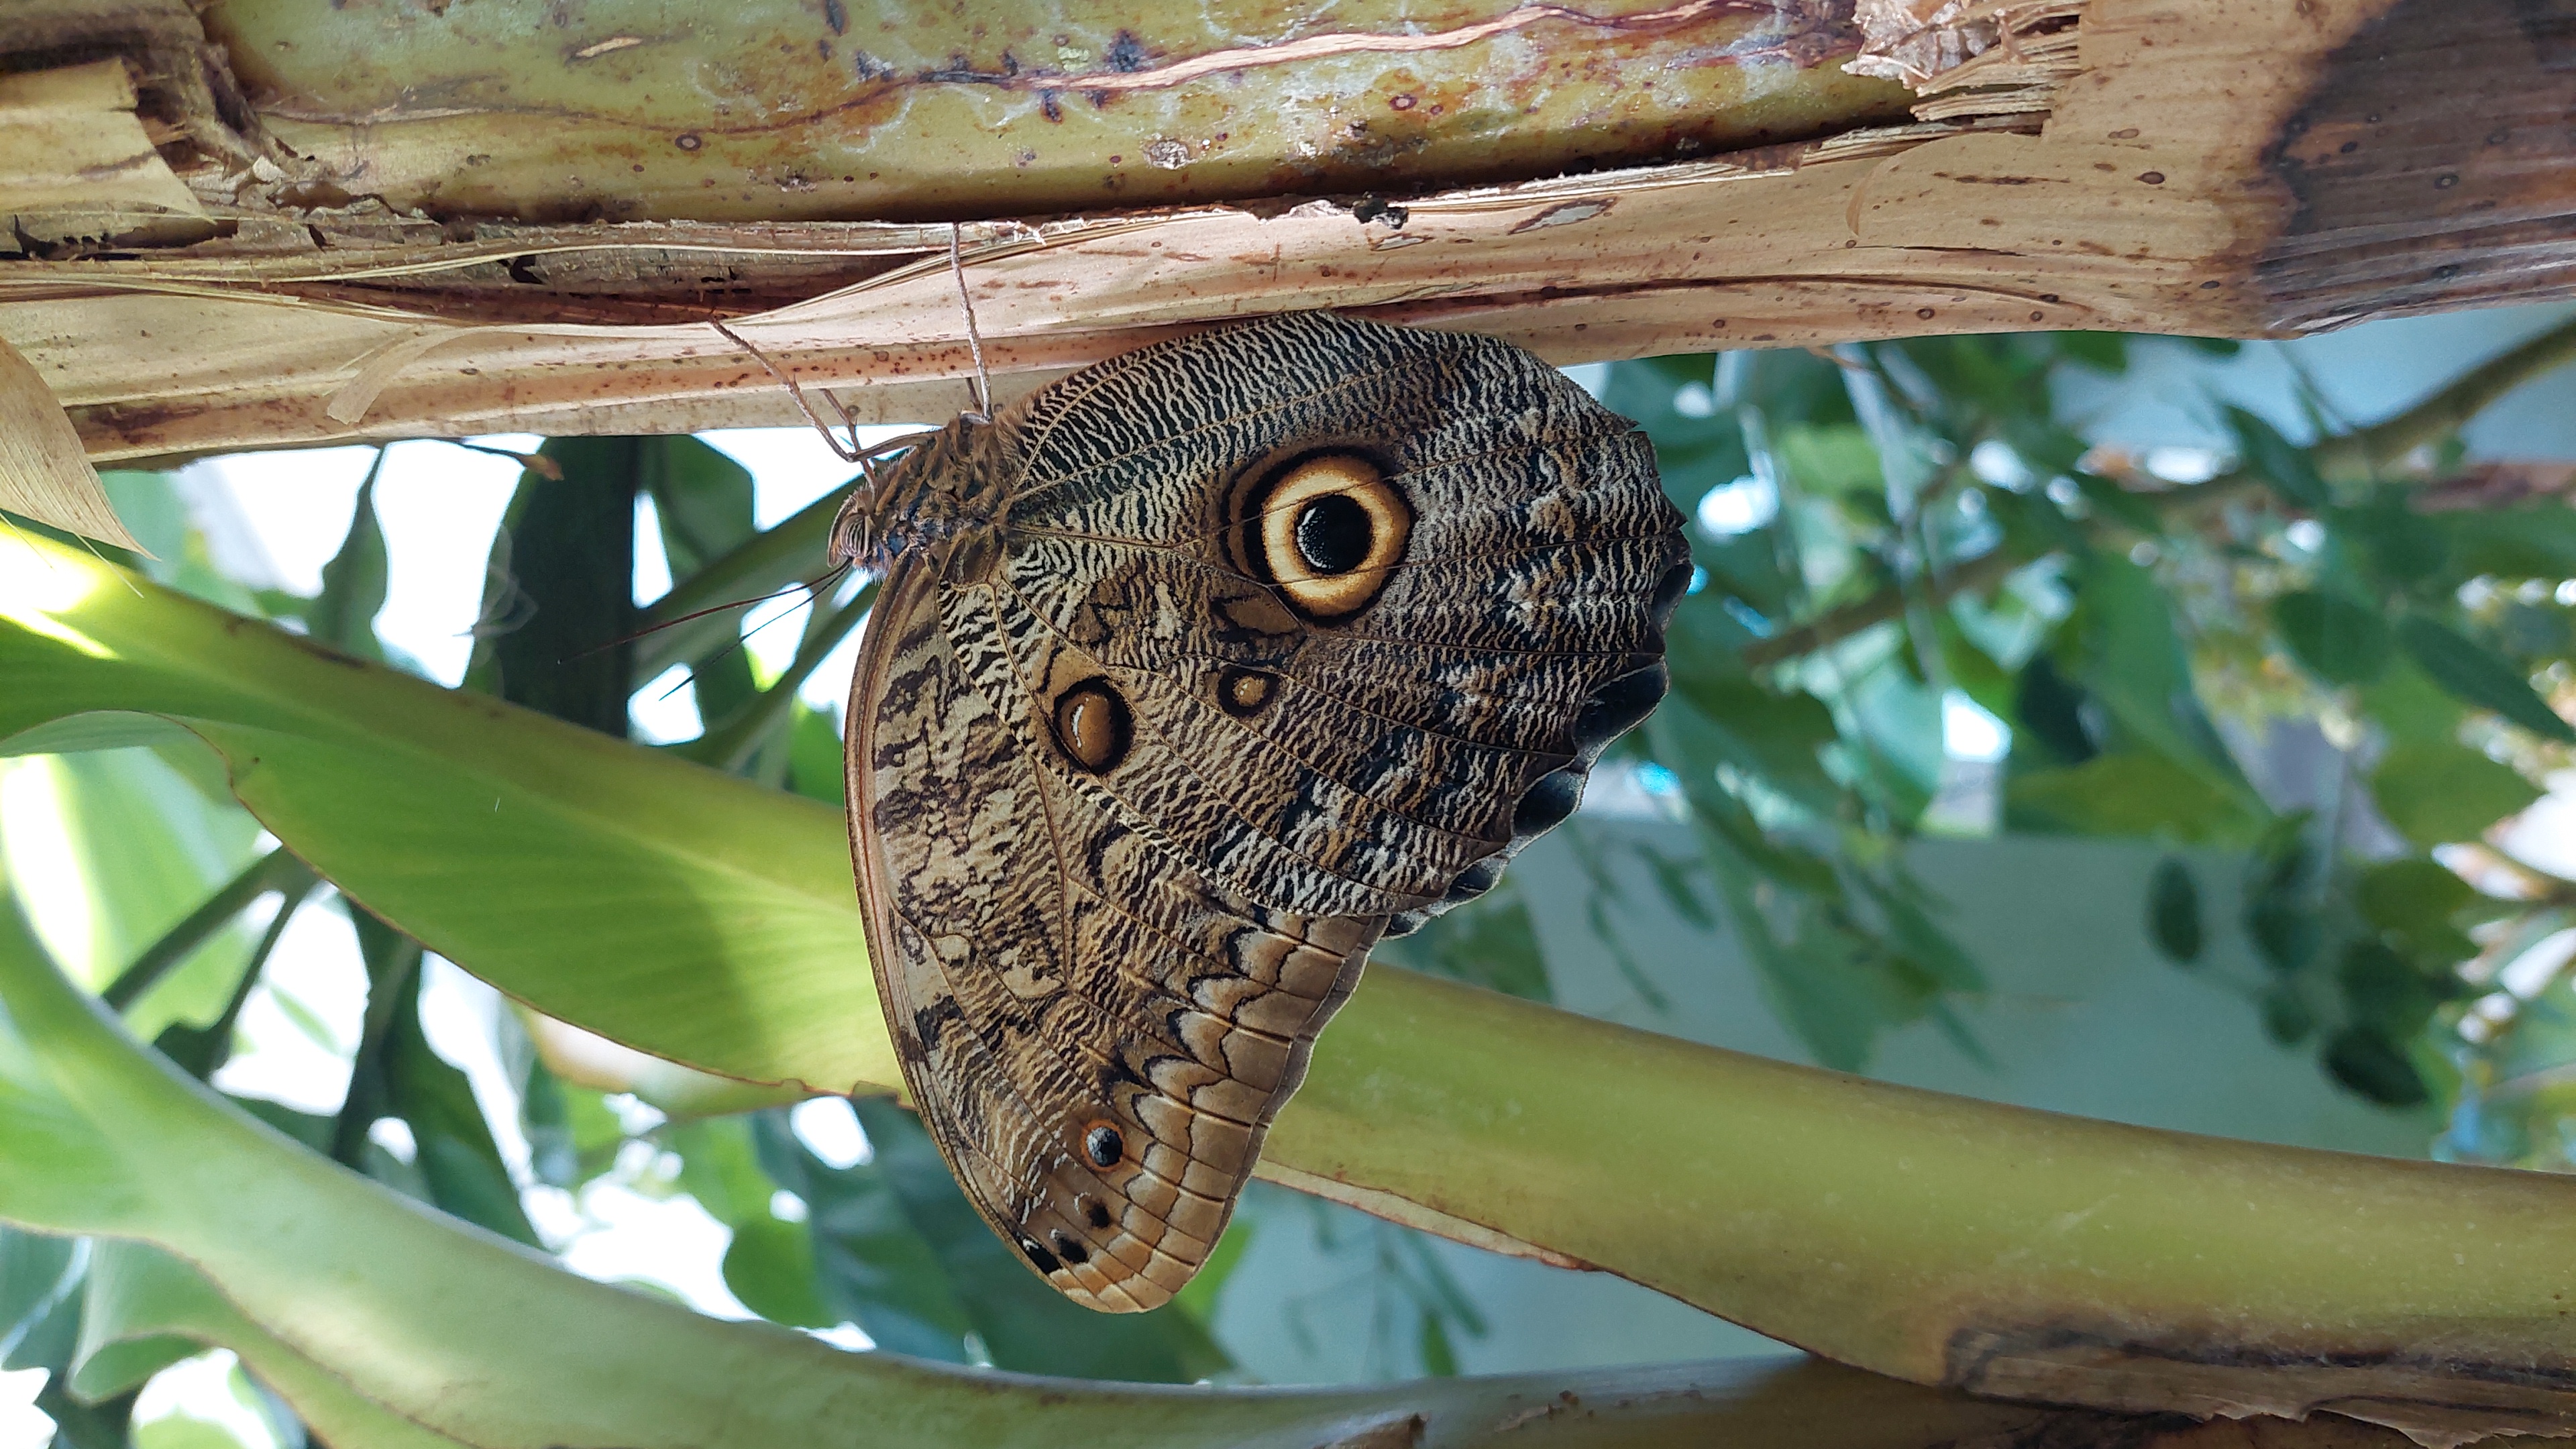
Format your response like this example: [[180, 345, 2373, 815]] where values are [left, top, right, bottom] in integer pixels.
[[0, 334, 142, 551]]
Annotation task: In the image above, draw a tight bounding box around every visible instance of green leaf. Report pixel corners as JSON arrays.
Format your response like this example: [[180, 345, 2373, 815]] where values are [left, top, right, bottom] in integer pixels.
[[1415, 1309, 1459, 1378], [1771, 424, 1882, 496], [2370, 741, 2541, 848], [720, 1216, 833, 1330], [786, 702, 846, 808], [748, 1110, 975, 1361], [762, 1103, 1232, 1381], [2009, 655, 2096, 766], [309, 463, 389, 663], [2337, 942, 2442, 1040], [2005, 753, 2262, 843], [2245, 894, 2321, 975], [2224, 407, 2327, 509], [2357, 659, 2466, 745], [1662, 674, 1840, 812], [0, 541, 893, 1095], [2339, 499, 2449, 588], [131, 1413, 250, 1449], [643, 438, 759, 583], [2437, 504, 2576, 581], [2145, 857, 2203, 965], [0, 1226, 79, 1371], [1852, 872, 1985, 994], [2272, 591, 2392, 686], [2322, 1026, 2430, 1108], [645, 436, 767, 735], [2072, 557, 2251, 792], [2393, 614, 2576, 742], [2356, 858, 2480, 967], [471, 439, 635, 736], [2260, 984, 2318, 1046], [1170, 1216, 1254, 1322], [2053, 331, 2131, 374]]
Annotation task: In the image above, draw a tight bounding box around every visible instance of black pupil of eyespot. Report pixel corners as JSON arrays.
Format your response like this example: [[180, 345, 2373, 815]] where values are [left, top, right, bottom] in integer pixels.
[[1085, 1124, 1123, 1167], [1294, 493, 1373, 575]]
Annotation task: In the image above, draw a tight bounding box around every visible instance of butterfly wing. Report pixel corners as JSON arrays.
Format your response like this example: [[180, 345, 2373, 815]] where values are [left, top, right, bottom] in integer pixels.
[[996, 312, 1691, 934], [850, 551, 1374, 1312], [850, 312, 1686, 1312]]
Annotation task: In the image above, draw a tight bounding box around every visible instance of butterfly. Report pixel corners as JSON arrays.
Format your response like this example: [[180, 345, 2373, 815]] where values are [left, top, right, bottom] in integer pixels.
[[830, 311, 1688, 1311]]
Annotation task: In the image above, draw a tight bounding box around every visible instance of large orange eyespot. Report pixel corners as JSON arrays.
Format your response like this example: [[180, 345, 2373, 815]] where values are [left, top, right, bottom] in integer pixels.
[[1246, 453, 1411, 621], [1050, 680, 1131, 773]]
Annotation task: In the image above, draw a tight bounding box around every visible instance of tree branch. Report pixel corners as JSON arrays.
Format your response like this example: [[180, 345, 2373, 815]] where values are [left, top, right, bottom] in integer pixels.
[[2315, 313, 2576, 478]]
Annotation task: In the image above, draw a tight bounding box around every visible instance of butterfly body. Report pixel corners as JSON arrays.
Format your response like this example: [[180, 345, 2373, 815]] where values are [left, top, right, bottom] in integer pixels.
[[837, 312, 1687, 1311]]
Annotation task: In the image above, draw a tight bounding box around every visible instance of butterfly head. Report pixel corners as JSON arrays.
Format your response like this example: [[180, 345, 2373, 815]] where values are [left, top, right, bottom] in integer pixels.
[[828, 416, 1004, 574]]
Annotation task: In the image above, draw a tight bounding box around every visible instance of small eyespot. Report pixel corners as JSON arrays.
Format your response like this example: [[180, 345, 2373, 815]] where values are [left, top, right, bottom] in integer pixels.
[[1051, 679, 1132, 773], [1084, 1122, 1126, 1168], [1079, 1195, 1113, 1230], [1050, 1230, 1090, 1266], [1216, 665, 1278, 718], [1020, 1237, 1062, 1274]]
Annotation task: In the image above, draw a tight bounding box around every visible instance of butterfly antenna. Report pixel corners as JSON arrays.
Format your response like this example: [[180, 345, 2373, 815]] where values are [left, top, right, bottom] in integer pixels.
[[950, 221, 994, 423], [566, 564, 855, 661], [643, 567, 865, 699], [710, 320, 872, 463]]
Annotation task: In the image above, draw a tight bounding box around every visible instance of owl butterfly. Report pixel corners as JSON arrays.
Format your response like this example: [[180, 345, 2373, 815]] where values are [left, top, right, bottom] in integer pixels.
[[832, 311, 1687, 1312]]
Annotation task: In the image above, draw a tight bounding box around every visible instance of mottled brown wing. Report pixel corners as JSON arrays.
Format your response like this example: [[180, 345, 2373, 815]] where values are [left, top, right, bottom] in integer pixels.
[[850, 311, 1686, 1313], [849, 550, 1375, 1313], [994, 312, 1691, 935]]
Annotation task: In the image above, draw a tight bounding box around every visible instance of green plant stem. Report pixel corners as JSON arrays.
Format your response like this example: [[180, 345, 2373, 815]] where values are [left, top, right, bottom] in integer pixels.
[[1741, 547, 2022, 667], [0, 888, 2213, 1449], [163, 873, 319, 1080], [99, 847, 311, 1011]]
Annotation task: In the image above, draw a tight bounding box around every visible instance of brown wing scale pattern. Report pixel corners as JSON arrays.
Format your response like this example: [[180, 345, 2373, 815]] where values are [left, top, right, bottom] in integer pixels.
[[846, 312, 1686, 1311]]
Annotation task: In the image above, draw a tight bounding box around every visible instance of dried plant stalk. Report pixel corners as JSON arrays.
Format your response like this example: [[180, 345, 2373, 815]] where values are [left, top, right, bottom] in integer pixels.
[[0, 0, 2568, 466]]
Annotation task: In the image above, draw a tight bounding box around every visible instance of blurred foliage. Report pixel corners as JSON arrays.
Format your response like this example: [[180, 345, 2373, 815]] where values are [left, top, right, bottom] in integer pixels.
[[13, 314, 2576, 1443]]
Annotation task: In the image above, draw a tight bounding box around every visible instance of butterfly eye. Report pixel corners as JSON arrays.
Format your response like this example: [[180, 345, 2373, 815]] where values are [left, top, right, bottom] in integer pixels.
[[1246, 451, 1411, 621], [1083, 1121, 1126, 1167]]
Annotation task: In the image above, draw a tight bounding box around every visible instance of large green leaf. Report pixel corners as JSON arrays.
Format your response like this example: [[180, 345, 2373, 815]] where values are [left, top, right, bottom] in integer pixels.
[[1, 538, 890, 1096]]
